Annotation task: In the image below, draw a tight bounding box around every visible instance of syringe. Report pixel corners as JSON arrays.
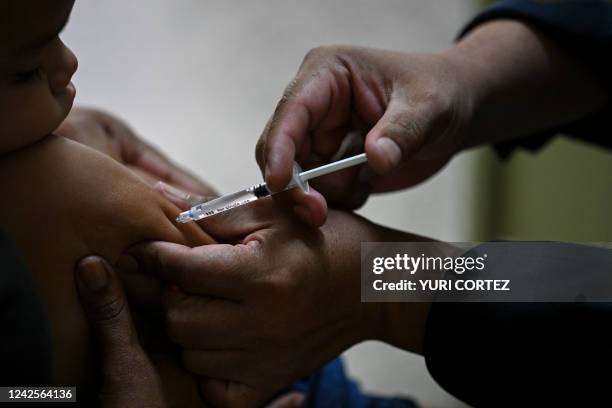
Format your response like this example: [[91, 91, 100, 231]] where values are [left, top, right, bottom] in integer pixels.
[[176, 153, 368, 223]]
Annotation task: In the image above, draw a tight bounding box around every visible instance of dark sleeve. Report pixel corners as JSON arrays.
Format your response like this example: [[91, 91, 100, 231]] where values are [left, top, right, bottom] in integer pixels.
[[0, 230, 53, 386], [424, 242, 612, 407], [459, 0, 612, 158]]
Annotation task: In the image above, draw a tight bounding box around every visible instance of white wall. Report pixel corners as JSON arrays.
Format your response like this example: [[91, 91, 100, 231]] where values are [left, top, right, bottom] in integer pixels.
[[63, 1, 476, 406]]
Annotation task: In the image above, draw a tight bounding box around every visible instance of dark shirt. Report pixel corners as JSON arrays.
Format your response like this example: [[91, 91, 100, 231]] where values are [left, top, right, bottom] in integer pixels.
[[425, 1, 612, 406], [0, 230, 52, 385], [462, 0, 612, 158], [425, 243, 612, 407]]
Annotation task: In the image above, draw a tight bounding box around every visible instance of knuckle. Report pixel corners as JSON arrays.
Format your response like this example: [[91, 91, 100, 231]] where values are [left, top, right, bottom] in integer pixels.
[[101, 351, 152, 387], [277, 79, 299, 110], [260, 267, 299, 297], [433, 97, 455, 128], [386, 115, 425, 152], [301, 45, 346, 75], [268, 83, 297, 125], [422, 87, 452, 118], [91, 294, 127, 323], [303, 45, 346, 62], [303, 46, 328, 63], [406, 78, 452, 120], [142, 243, 164, 272], [411, 88, 455, 143], [275, 45, 350, 121]]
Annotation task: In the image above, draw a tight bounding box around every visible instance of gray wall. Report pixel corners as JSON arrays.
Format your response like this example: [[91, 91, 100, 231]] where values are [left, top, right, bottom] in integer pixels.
[[64, 1, 476, 406]]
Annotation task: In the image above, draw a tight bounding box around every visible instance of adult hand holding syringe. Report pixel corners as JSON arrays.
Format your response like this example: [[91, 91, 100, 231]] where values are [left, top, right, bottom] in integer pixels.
[[255, 46, 476, 227]]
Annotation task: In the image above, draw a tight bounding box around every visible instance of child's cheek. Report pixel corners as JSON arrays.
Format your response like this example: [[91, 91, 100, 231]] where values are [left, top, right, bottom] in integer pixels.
[[0, 84, 68, 154]]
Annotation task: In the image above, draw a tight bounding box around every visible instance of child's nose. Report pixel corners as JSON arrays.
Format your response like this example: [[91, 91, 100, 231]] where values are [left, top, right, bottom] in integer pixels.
[[47, 40, 78, 94]]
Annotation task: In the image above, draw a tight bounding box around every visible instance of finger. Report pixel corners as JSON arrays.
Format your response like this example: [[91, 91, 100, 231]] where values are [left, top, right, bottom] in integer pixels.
[[266, 392, 306, 408], [136, 147, 218, 196], [129, 165, 163, 188], [365, 97, 433, 174], [255, 114, 274, 172], [296, 130, 369, 208], [76, 256, 137, 350], [116, 256, 163, 309], [311, 127, 347, 158], [309, 164, 361, 202], [127, 241, 260, 300], [149, 356, 199, 408], [162, 289, 245, 349], [326, 164, 374, 210], [56, 112, 120, 159], [113, 120, 217, 197], [181, 349, 252, 382], [262, 63, 350, 192], [199, 378, 271, 408], [262, 100, 305, 192], [75, 256, 163, 399], [283, 188, 327, 227], [153, 181, 212, 210]]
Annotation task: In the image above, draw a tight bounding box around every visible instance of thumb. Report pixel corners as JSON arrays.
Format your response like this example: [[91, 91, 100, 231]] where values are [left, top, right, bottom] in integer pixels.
[[75, 256, 165, 407], [365, 98, 429, 174]]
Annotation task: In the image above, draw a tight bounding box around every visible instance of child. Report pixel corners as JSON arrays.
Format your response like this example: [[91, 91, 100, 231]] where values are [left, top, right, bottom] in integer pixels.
[[0, 0, 77, 155], [0, 1, 215, 405]]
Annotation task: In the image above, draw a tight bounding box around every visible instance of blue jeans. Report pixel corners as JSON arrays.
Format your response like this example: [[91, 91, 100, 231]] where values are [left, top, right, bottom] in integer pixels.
[[288, 358, 418, 408]]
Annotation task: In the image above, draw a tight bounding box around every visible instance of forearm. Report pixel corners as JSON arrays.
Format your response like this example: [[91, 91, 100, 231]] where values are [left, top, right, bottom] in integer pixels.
[[321, 210, 432, 355], [442, 19, 608, 148]]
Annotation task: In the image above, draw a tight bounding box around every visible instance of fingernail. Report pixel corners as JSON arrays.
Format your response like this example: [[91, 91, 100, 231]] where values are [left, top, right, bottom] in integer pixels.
[[78, 258, 110, 292], [156, 182, 207, 207], [116, 254, 138, 275], [376, 138, 401, 169], [158, 182, 190, 202]]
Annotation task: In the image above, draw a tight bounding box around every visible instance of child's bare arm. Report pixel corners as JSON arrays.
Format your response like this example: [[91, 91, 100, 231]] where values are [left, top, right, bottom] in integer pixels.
[[0, 135, 213, 402]]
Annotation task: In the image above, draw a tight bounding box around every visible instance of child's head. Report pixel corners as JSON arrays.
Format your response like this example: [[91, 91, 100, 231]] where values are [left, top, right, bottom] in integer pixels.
[[0, 0, 78, 154]]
